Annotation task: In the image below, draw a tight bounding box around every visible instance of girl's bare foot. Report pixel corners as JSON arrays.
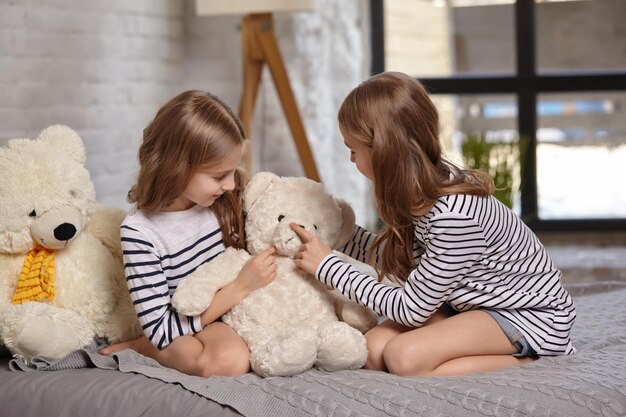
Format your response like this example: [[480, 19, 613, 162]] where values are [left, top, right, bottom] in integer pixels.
[[99, 335, 158, 358]]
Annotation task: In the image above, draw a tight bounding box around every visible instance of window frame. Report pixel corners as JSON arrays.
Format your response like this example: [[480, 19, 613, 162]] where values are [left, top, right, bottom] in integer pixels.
[[370, 0, 626, 231]]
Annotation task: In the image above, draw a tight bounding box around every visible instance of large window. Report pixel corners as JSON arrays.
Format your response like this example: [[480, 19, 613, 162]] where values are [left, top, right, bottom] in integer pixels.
[[371, 0, 626, 231]]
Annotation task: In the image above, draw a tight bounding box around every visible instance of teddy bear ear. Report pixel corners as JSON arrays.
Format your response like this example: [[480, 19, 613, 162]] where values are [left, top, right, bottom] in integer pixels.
[[243, 172, 280, 212], [335, 198, 356, 249], [36, 125, 86, 165]]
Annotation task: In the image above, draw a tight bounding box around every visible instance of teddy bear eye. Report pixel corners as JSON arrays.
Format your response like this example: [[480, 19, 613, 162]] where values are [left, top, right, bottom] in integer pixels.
[[29, 209, 37, 218], [69, 190, 79, 198], [278, 215, 285, 222], [314, 224, 318, 231]]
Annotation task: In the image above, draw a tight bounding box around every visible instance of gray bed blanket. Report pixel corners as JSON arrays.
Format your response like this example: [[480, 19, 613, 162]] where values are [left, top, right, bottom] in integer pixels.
[[9, 282, 626, 417]]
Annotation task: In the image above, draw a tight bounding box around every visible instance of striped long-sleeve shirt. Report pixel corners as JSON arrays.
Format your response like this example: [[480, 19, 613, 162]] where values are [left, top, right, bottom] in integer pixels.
[[120, 205, 226, 349], [317, 194, 576, 356]]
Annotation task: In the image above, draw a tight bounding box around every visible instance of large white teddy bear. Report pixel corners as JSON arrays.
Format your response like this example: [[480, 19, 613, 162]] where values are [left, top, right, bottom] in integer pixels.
[[173, 172, 378, 377], [0, 125, 141, 363]]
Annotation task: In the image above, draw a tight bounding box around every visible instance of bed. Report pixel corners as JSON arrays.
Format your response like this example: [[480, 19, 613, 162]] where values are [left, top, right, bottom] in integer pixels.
[[1, 282, 625, 417]]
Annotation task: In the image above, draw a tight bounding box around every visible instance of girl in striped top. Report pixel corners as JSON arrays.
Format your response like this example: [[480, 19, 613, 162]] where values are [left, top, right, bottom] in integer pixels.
[[292, 72, 576, 377], [100, 91, 277, 377]]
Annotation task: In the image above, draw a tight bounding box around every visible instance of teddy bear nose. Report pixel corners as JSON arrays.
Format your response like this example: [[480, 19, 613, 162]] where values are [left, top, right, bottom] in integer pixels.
[[54, 223, 77, 241]]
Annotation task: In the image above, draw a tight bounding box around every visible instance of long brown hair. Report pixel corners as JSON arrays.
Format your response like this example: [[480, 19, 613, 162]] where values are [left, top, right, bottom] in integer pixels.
[[338, 72, 494, 283], [128, 90, 247, 248]]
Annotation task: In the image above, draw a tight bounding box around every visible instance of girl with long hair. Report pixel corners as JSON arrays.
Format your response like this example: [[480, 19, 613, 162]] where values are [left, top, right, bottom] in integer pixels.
[[292, 72, 576, 376], [101, 91, 276, 377]]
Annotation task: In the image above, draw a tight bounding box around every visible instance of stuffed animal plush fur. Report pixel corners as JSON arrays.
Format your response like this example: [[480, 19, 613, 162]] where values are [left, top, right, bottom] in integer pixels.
[[173, 172, 378, 377], [0, 125, 141, 362]]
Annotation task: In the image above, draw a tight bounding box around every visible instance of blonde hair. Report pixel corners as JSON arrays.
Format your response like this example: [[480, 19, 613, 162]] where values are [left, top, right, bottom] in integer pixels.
[[338, 72, 494, 283], [129, 90, 247, 248]]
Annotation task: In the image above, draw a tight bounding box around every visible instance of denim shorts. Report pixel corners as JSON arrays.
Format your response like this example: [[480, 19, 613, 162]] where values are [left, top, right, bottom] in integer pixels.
[[441, 303, 537, 357]]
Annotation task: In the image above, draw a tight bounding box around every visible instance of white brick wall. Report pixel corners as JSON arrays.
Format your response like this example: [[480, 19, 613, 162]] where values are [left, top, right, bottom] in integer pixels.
[[0, 0, 185, 209], [1, 0, 375, 227]]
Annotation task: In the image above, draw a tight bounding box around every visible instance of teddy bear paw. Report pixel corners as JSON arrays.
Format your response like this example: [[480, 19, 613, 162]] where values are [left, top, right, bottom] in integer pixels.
[[316, 321, 368, 371], [250, 326, 320, 377], [171, 281, 218, 316], [0, 302, 95, 363], [336, 300, 379, 334]]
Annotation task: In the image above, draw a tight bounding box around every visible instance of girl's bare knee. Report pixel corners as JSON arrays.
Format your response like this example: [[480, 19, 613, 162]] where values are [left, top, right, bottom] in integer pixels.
[[364, 333, 388, 371], [214, 350, 250, 377], [197, 343, 250, 377], [383, 337, 432, 376]]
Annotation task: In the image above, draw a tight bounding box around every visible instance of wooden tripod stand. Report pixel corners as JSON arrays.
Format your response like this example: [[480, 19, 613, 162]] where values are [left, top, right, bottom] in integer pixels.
[[238, 13, 320, 182]]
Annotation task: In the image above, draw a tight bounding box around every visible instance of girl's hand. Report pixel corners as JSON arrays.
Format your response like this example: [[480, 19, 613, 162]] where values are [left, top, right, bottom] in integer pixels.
[[234, 247, 277, 296], [290, 223, 333, 276]]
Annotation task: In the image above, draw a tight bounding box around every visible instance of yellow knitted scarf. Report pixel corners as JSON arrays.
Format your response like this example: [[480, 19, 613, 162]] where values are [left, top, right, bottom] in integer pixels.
[[12, 246, 56, 304]]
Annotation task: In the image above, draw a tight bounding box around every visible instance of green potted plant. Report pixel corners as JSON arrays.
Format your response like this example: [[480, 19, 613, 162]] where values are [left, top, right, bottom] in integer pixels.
[[461, 133, 528, 209]]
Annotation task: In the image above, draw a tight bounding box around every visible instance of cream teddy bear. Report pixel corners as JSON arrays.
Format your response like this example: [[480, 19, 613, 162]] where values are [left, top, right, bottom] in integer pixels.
[[173, 172, 378, 377], [0, 125, 141, 363]]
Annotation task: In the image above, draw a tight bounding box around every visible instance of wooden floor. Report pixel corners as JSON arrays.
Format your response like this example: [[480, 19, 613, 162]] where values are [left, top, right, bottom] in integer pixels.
[[539, 231, 626, 285]]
